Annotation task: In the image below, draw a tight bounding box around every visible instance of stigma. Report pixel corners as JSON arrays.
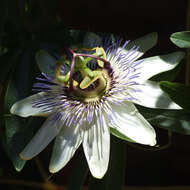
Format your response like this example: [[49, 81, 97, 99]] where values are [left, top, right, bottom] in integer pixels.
[[55, 47, 112, 103]]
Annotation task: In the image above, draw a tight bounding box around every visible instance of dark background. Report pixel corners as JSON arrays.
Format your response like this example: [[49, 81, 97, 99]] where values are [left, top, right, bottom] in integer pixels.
[[0, 0, 189, 189]]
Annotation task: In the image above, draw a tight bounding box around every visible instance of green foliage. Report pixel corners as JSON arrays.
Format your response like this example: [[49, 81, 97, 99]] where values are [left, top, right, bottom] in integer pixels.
[[2, 51, 38, 171], [0, 1, 189, 189], [170, 31, 190, 48], [136, 105, 190, 135], [160, 81, 190, 113]]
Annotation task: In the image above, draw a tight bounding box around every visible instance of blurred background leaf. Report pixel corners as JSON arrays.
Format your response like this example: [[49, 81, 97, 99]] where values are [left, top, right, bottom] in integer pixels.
[[136, 105, 190, 135], [160, 81, 190, 113], [170, 31, 190, 48], [1, 50, 40, 171]]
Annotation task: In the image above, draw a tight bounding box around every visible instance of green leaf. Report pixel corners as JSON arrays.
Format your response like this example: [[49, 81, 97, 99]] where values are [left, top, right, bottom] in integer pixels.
[[160, 81, 190, 113], [67, 150, 88, 190], [4, 116, 35, 171], [136, 105, 190, 135], [2, 50, 37, 171], [170, 31, 190, 48], [35, 50, 57, 76], [110, 128, 136, 143], [88, 136, 126, 190]]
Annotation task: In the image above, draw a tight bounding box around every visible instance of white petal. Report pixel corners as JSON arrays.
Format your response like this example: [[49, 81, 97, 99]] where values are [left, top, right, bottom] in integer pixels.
[[135, 51, 185, 83], [124, 32, 158, 61], [49, 124, 82, 173], [36, 50, 57, 76], [20, 114, 62, 160], [10, 92, 52, 117], [133, 80, 182, 109], [109, 101, 156, 146], [82, 115, 110, 179]]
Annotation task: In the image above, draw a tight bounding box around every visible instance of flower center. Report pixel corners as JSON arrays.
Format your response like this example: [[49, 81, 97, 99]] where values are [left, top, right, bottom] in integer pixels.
[[56, 47, 111, 103], [70, 69, 110, 103]]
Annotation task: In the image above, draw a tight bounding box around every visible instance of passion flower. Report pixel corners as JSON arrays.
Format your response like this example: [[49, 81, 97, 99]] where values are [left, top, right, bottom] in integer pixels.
[[10, 32, 183, 179]]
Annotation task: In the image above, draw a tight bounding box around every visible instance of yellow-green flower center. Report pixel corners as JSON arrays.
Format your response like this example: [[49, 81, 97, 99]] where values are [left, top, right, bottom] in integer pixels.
[[55, 47, 111, 103], [70, 69, 110, 103]]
